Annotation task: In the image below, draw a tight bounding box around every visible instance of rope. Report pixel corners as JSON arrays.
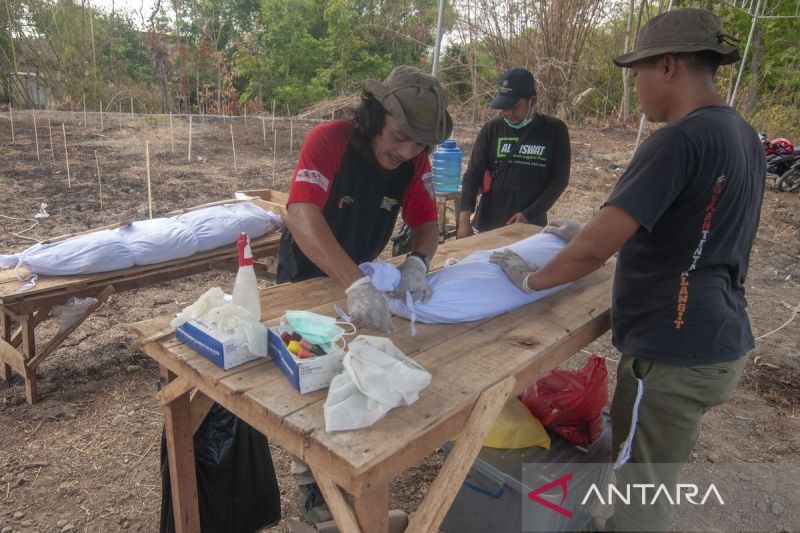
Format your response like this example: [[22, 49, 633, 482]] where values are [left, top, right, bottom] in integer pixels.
[[755, 302, 800, 341], [0, 214, 41, 243]]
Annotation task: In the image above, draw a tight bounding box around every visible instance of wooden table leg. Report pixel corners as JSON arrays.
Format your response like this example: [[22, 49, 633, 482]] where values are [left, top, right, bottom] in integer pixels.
[[19, 314, 37, 404], [406, 375, 515, 533], [315, 474, 363, 533], [353, 483, 390, 533], [0, 310, 11, 382], [161, 365, 200, 533]]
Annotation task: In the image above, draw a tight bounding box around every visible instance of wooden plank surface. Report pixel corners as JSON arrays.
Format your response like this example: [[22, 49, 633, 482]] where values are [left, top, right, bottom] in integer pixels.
[[132, 224, 614, 495], [0, 198, 284, 303]]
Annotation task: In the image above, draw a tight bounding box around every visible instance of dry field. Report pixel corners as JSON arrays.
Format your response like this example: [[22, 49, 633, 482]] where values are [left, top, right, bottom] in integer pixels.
[[1, 109, 798, 532]]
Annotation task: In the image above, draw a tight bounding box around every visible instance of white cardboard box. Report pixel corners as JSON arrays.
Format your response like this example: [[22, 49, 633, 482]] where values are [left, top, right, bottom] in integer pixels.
[[267, 326, 346, 394], [175, 319, 265, 370]]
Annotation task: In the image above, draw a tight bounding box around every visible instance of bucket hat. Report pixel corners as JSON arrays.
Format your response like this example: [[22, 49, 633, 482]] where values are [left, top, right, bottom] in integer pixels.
[[364, 66, 453, 146], [489, 68, 536, 110], [613, 8, 740, 68]]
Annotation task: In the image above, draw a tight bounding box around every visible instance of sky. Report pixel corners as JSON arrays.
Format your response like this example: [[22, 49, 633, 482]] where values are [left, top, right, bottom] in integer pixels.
[[91, 0, 160, 23]]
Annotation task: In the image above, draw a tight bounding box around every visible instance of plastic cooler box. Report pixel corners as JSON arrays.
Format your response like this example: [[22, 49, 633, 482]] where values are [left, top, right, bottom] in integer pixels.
[[441, 413, 611, 533]]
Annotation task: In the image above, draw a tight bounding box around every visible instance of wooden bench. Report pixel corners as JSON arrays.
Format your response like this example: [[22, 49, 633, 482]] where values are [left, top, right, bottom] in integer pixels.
[[0, 190, 287, 403]]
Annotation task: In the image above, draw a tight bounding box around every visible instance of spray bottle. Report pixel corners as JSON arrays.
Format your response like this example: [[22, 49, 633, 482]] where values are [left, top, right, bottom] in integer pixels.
[[232, 232, 261, 320]]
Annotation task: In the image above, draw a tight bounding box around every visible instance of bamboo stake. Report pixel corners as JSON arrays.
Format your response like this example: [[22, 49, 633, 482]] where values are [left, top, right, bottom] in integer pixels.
[[286, 103, 294, 154], [145, 141, 153, 219], [290, 119, 294, 154], [83, 94, 87, 126], [187, 116, 193, 162], [9, 104, 13, 141], [130, 97, 134, 119], [99, 100, 103, 131], [271, 100, 275, 131], [119, 102, 122, 129], [271, 129, 277, 185], [61, 123, 71, 189], [243, 105, 247, 128], [261, 117, 266, 145], [169, 112, 174, 154], [95, 150, 103, 209], [230, 123, 237, 176], [48, 119, 55, 163], [33, 109, 40, 162]]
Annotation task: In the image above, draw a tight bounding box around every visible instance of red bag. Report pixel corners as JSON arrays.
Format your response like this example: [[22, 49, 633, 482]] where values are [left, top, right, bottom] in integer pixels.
[[520, 355, 608, 446]]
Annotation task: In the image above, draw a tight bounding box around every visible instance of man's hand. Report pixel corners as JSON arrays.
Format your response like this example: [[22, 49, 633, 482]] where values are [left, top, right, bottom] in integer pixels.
[[489, 249, 538, 293], [506, 212, 528, 225], [390, 255, 432, 303], [456, 211, 474, 239], [346, 277, 392, 333], [542, 219, 583, 242]]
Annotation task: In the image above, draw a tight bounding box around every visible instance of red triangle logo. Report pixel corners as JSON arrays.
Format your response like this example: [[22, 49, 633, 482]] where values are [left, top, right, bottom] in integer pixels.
[[527, 472, 574, 518]]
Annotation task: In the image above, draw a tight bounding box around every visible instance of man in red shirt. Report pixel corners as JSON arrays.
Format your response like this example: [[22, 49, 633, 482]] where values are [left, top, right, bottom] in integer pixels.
[[278, 65, 452, 332], [276, 65, 452, 524]]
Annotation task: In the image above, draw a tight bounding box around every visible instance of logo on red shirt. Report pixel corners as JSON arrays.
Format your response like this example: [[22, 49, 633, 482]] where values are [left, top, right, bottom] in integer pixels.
[[296, 169, 330, 192]]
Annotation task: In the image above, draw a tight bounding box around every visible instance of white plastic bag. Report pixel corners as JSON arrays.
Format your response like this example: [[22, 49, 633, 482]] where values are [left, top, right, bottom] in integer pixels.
[[324, 336, 431, 432]]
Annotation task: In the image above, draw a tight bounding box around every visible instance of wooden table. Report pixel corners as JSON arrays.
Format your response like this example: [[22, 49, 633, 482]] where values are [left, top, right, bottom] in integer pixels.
[[130, 223, 613, 533], [0, 191, 287, 403]]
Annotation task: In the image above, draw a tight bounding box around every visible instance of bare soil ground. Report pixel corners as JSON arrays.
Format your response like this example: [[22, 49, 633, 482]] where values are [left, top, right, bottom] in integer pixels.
[[0, 110, 798, 533]]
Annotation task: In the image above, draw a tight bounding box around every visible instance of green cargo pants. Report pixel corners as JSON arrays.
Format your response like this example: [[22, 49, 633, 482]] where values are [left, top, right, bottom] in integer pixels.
[[606, 355, 747, 532]]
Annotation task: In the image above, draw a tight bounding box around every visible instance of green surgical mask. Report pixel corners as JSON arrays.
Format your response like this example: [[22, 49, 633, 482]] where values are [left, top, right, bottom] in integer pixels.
[[504, 117, 532, 129]]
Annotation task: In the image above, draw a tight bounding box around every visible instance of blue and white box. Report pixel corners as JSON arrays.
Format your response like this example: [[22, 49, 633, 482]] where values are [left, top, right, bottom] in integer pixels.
[[176, 319, 265, 370], [267, 326, 346, 394]]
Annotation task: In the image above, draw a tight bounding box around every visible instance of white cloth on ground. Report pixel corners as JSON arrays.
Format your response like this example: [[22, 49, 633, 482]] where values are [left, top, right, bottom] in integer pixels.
[[361, 232, 571, 324]]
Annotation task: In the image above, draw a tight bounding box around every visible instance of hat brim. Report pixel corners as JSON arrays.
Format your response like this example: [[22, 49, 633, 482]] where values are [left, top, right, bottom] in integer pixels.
[[364, 79, 453, 146], [489, 94, 519, 110], [613, 44, 741, 68]]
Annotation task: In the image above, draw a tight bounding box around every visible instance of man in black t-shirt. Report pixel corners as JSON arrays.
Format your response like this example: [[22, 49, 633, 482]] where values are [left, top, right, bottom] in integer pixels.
[[457, 68, 570, 237], [489, 9, 764, 531]]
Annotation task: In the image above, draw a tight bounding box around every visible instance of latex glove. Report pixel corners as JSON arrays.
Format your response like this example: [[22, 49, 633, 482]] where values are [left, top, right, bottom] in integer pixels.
[[390, 255, 432, 303], [346, 277, 393, 333], [489, 248, 538, 293], [542, 219, 582, 242]]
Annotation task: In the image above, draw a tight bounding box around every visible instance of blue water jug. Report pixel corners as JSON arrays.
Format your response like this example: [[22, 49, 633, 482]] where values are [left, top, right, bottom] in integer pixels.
[[432, 138, 462, 193]]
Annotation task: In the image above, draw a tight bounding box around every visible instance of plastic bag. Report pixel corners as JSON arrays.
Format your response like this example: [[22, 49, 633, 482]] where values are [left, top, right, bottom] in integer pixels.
[[520, 355, 608, 446], [160, 403, 281, 533], [484, 397, 551, 450], [52, 296, 97, 333], [324, 336, 431, 432]]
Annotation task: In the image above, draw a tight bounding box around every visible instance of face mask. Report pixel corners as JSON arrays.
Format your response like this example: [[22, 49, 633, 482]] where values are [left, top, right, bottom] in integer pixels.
[[504, 99, 534, 129], [282, 310, 354, 346], [504, 116, 532, 129]]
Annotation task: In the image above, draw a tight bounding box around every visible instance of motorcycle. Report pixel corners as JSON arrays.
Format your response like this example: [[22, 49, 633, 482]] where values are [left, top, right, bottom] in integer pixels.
[[760, 133, 800, 188], [775, 161, 800, 192]]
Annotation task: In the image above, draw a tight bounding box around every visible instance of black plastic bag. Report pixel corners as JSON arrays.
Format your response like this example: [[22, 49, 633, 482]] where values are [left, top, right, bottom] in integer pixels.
[[160, 403, 282, 533]]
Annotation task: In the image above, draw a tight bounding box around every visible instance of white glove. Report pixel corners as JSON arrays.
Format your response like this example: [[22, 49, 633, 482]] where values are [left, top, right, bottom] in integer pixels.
[[489, 248, 538, 293], [390, 255, 432, 303], [542, 219, 583, 242], [346, 277, 393, 333]]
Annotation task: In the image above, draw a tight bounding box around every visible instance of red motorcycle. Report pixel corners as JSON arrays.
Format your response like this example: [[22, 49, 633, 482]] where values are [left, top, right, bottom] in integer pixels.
[[761, 134, 800, 191]]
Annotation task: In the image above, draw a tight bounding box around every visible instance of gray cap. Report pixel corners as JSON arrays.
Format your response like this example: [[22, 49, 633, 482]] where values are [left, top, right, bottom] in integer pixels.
[[613, 8, 740, 68], [365, 66, 453, 145]]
